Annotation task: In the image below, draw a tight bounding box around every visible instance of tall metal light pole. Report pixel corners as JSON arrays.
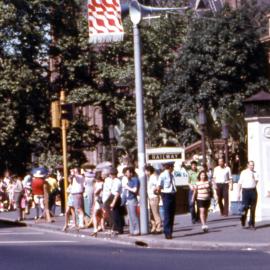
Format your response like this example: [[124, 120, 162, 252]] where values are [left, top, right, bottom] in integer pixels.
[[222, 123, 229, 165], [198, 107, 207, 165], [129, 0, 188, 235], [129, 0, 148, 235]]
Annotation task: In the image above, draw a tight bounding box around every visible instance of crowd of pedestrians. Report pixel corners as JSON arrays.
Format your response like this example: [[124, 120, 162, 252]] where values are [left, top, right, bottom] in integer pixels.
[[0, 168, 65, 222], [0, 154, 260, 239]]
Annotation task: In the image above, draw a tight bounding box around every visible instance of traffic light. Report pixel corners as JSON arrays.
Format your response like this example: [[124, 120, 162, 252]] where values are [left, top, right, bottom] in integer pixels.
[[51, 100, 61, 128], [61, 103, 74, 121]]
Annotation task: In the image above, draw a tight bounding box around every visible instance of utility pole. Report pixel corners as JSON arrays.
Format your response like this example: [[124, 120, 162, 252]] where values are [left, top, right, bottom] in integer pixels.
[[128, 0, 188, 235], [133, 23, 148, 235], [129, 0, 148, 235]]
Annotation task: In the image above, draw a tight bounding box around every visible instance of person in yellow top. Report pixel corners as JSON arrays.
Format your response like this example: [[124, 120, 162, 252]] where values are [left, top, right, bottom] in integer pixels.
[[46, 173, 59, 216]]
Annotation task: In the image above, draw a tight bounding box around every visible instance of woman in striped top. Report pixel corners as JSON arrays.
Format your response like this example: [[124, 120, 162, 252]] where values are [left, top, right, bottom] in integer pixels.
[[193, 170, 213, 232]]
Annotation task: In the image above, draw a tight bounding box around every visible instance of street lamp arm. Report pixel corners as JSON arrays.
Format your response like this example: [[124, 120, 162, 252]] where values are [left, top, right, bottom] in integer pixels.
[[140, 5, 189, 17], [129, 0, 189, 25]]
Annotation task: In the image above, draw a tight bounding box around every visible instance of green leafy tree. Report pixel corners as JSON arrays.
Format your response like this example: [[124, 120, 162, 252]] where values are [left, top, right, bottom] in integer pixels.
[[0, 0, 101, 172], [0, 0, 51, 173], [0, 0, 221, 171], [160, 4, 269, 161]]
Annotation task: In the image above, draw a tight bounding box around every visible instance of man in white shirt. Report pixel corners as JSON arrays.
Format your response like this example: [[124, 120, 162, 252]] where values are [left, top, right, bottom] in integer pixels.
[[157, 162, 177, 240], [213, 158, 232, 216], [238, 161, 259, 229]]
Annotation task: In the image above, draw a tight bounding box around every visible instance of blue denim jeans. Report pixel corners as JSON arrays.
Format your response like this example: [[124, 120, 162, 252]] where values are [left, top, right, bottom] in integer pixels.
[[232, 174, 240, 184], [127, 198, 140, 235], [84, 191, 94, 218]]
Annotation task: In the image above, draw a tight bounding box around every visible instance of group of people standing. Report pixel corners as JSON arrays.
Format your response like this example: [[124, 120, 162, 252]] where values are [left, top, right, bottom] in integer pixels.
[[23, 168, 65, 223], [62, 166, 141, 237], [0, 168, 65, 222], [0, 155, 260, 239], [62, 162, 177, 239], [0, 172, 27, 219]]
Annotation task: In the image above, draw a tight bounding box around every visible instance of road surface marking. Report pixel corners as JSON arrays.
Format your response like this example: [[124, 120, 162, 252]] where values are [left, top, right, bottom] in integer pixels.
[[0, 232, 44, 235], [0, 240, 78, 244]]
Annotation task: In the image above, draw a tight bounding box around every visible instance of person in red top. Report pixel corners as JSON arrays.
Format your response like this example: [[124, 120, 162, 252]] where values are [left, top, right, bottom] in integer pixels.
[[31, 168, 47, 220], [32, 177, 44, 196]]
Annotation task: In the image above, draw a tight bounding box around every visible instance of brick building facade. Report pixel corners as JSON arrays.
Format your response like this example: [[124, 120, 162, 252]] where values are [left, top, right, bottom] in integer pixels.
[[78, 105, 105, 165]]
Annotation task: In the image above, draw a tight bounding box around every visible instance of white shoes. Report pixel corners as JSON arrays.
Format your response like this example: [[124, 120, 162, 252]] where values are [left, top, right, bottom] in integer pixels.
[[202, 225, 208, 233]]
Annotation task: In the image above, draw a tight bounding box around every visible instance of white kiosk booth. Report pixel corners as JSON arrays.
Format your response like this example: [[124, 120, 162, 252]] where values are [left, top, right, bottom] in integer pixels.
[[244, 91, 270, 221]]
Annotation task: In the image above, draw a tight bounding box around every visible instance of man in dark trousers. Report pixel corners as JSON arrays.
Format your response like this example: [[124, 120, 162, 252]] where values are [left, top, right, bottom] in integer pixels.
[[157, 162, 177, 240], [213, 158, 232, 216], [238, 161, 259, 229]]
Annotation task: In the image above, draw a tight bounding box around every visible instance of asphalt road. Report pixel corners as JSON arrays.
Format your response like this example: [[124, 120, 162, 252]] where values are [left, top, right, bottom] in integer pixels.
[[1, 223, 270, 270]]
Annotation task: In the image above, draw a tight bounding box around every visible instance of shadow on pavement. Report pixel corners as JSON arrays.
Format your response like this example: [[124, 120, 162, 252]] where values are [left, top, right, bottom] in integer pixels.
[[174, 229, 221, 238], [253, 223, 270, 230], [0, 220, 27, 228], [173, 228, 193, 233], [211, 224, 238, 230], [208, 216, 240, 223]]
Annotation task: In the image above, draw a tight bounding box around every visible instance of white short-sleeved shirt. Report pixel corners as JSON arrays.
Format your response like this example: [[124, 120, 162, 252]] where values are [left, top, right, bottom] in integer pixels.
[[239, 169, 259, 189], [158, 170, 176, 194], [102, 177, 112, 203], [13, 180, 23, 193], [70, 175, 85, 194], [147, 174, 159, 199], [213, 166, 232, 184], [111, 178, 122, 196]]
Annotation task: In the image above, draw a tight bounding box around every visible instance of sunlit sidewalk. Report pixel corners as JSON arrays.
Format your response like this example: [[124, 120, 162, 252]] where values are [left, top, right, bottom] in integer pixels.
[[1, 205, 270, 251]]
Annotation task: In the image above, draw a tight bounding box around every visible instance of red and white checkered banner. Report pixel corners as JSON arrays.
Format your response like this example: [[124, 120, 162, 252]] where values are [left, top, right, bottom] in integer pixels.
[[88, 0, 124, 43]]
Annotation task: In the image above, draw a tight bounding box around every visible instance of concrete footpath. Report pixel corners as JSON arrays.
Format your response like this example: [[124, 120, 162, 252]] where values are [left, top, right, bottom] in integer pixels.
[[1, 209, 270, 251]]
